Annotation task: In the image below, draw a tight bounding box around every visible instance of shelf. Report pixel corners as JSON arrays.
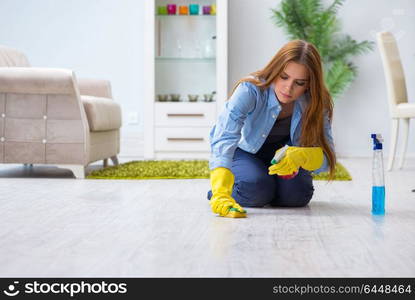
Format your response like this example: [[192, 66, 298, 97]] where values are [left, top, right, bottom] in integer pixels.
[[144, 0, 227, 159], [156, 15, 216, 18], [155, 100, 216, 103], [156, 56, 215, 62]]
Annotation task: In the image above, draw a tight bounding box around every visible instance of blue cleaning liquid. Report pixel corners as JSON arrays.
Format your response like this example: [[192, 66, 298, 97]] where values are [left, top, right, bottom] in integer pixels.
[[372, 186, 385, 215]]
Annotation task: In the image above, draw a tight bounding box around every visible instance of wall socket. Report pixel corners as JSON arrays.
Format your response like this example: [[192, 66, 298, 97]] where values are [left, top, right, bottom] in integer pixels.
[[128, 112, 139, 125]]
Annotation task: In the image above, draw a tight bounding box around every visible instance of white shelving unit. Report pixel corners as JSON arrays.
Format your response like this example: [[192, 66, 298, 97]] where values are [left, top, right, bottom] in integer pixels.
[[143, 0, 228, 159]]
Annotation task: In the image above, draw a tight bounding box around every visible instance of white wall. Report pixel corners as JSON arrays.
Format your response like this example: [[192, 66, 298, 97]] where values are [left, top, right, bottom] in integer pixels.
[[229, 0, 415, 158], [0, 0, 145, 157], [1, 0, 414, 158]]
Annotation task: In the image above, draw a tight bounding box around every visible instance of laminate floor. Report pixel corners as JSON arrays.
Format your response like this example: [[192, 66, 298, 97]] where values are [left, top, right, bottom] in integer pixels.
[[0, 158, 414, 277]]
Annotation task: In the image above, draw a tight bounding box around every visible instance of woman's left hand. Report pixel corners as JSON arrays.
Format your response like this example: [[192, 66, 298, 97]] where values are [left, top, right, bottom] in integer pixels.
[[268, 156, 298, 176], [268, 146, 323, 176]]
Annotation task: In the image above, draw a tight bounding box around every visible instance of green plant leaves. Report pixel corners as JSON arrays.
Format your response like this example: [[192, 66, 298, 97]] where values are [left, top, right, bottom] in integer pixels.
[[271, 0, 374, 101]]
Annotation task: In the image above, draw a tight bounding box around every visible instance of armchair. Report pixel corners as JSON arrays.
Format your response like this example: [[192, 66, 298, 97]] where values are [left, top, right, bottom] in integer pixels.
[[0, 45, 122, 178]]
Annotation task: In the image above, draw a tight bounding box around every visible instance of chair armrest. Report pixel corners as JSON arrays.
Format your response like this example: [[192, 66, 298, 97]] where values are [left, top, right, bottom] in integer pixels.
[[81, 95, 122, 131], [0, 67, 78, 95], [77, 78, 113, 98]]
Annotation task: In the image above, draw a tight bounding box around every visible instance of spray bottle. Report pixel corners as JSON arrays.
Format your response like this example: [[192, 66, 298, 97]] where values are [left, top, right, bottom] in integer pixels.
[[271, 145, 289, 165], [271, 145, 298, 179], [371, 134, 385, 215]]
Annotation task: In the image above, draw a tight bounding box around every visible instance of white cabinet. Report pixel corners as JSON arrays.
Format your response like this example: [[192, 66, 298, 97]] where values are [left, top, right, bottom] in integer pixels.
[[144, 0, 228, 159]]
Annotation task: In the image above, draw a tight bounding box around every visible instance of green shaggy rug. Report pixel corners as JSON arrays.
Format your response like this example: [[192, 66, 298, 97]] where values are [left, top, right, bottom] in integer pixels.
[[87, 160, 352, 181]]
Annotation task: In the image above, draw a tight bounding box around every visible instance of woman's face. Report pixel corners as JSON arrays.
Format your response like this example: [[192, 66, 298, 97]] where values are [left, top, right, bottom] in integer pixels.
[[274, 62, 309, 104]]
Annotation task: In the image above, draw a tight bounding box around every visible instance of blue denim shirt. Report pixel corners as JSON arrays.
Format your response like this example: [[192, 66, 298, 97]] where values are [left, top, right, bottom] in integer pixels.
[[209, 81, 334, 173]]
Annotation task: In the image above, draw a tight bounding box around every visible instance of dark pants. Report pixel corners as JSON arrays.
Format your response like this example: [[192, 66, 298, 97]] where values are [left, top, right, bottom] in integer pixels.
[[208, 142, 314, 207]]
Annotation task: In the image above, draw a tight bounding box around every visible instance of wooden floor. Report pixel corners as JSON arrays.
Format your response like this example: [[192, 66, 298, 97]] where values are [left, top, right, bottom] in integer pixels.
[[0, 158, 414, 277]]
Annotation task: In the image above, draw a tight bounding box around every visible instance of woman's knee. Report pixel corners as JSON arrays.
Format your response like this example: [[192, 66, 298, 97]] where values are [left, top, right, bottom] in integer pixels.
[[271, 186, 314, 207], [232, 174, 276, 207], [271, 170, 314, 207]]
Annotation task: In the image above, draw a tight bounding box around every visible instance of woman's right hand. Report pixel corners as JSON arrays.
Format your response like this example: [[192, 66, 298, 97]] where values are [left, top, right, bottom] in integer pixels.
[[210, 167, 246, 218]]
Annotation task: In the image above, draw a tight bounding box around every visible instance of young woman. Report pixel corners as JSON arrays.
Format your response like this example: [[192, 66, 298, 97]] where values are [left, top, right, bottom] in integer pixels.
[[208, 40, 336, 218]]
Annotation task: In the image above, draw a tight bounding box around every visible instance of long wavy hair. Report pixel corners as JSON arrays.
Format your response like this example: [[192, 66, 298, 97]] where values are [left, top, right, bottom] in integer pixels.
[[232, 40, 336, 179]]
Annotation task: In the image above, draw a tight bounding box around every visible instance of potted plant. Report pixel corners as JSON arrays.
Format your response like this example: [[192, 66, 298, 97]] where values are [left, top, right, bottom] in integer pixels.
[[271, 0, 374, 100]]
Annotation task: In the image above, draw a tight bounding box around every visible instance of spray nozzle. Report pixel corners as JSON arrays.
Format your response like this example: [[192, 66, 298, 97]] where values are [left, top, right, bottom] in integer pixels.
[[371, 133, 383, 150], [271, 145, 289, 164]]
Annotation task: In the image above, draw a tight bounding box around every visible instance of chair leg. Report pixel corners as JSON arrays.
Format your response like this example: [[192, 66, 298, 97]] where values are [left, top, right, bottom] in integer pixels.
[[110, 155, 119, 166], [398, 118, 410, 169], [57, 165, 85, 179], [387, 118, 399, 171], [72, 166, 85, 179], [103, 159, 108, 168]]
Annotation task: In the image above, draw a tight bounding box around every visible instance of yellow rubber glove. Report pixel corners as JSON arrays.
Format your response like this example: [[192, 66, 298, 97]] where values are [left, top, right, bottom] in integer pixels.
[[210, 167, 247, 218], [268, 146, 324, 176]]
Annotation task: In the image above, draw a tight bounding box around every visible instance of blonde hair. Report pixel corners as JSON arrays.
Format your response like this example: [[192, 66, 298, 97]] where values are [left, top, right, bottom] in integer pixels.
[[232, 40, 336, 179]]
